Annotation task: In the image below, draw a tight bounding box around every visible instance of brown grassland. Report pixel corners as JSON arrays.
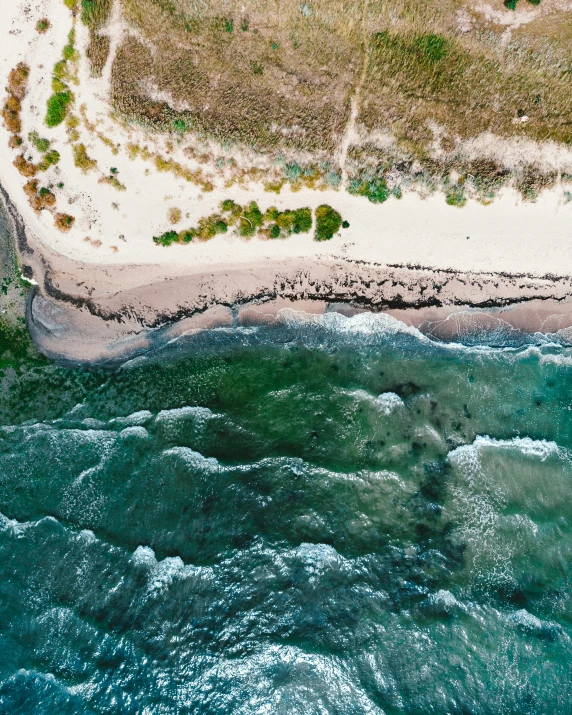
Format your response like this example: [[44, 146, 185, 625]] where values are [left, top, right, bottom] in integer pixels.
[[110, 0, 572, 164]]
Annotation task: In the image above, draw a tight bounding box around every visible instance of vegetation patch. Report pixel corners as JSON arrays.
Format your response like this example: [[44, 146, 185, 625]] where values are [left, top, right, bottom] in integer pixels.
[[46, 91, 73, 127], [13, 155, 37, 178], [445, 185, 467, 208], [45, 30, 77, 127], [73, 143, 97, 171], [153, 200, 316, 246], [28, 131, 50, 153], [314, 204, 343, 241], [36, 18, 51, 33], [37, 150, 60, 172], [81, 0, 113, 75], [54, 213, 75, 232], [2, 64, 29, 144], [24, 180, 56, 212]]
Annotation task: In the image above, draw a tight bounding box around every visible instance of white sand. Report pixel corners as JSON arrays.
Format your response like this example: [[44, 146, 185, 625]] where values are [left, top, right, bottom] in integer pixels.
[[2, 0, 572, 284]]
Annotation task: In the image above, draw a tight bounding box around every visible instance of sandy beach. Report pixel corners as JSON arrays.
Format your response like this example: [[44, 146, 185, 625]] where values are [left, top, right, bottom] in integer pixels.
[[3, 0, 572, 363]]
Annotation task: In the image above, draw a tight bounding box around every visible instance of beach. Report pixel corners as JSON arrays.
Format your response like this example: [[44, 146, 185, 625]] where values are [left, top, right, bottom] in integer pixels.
[[3, 0, 572, 363]]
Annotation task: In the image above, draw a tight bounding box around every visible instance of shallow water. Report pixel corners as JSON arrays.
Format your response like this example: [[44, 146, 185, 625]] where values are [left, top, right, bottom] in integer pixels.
[[1, 312, 572, 714]]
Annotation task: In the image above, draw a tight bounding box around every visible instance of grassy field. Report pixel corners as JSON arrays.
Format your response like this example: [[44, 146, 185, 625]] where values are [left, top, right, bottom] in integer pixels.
[[107, 0, 572, 195]]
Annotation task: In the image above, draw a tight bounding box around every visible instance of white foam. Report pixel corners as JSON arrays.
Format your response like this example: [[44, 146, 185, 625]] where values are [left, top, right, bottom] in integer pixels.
[[161, 446, 219, 471], [374, 392, 405, 415], [111, 410, 153, 427], [450, 435, 560, 464], [119, 426, 150, 440], [156, 405, 213, 421]]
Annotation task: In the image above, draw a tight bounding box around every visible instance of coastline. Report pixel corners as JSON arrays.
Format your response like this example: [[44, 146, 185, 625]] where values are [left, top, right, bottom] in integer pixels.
[[2, 181, 572, 365]]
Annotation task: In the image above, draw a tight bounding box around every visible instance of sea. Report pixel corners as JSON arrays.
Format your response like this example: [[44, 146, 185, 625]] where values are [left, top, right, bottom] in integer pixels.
[[0, 305, 572, 714]]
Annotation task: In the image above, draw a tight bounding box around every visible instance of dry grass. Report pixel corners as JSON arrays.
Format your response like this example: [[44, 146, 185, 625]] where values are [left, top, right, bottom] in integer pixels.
[[81, 0, 113, 75], [168, 206, 181, 224], [73, 143, 97, 171], [112, 0, 360, 153], [13, 155, 37, 177], [54, 213, 76, 231], [109, 0, 572, 186], [7, 63, 30, 100]]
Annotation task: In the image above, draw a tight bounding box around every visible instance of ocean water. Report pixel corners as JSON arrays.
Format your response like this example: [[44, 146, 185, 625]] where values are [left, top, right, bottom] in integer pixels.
[[1, 311, 572, 714]]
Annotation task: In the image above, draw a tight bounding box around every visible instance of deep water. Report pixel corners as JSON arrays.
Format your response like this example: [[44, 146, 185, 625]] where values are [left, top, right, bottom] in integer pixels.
[[1, 312, 572, 714]]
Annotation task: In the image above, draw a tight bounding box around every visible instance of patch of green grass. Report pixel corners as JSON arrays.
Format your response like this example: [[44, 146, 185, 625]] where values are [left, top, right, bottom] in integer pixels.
[[36, 18, 50, 33], [155, 200, 316, 245], [73, 143, 97, 171], [251, 61, 264, 76], [445, 185, 467, 207], [314, 204, 343, 241], [153, 230, 178, 246], [413, 33, 448, 61], [37, 150, 60, 171], [349, 175, 390, 204], [224, 18, 234, 33], [28, 131, 50, 153], [45, 91, 73, 127]]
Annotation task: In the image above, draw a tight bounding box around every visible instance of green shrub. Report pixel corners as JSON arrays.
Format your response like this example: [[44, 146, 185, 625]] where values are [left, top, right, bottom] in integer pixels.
[[28, 131, 50, 153], [45, 91, 72, 126], [36, 18, 50, 33], [349, 176, 389, 203], [41, 150, 60, 168], [292, 207, 312, 233], [62, 44, 77, 61], [269, 223, 281, 238], [445, 186, 467, 207], [504, 0, 518, 8], [224, 18, 234, 32], [153, 230, 178, 246], [221, 199, 236, 212], [243, 201, 263, 228], [73, 143, 97, 171], [314, 204, 342, 241]]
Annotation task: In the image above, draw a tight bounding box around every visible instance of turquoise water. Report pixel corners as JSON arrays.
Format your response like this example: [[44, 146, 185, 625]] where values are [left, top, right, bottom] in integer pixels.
[[1, 312, 572, 713]]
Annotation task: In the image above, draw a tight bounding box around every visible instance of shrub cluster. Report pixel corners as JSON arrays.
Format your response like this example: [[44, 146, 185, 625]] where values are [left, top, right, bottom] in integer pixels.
[[2, 64, 29, 146], [73, 143, 97, 172], [23, 180, 56, 212], [153, 201, 347, 245], [45, 30, 76, 127], [36, 18, 51, 33], [314, 204, 343, 241], [54, 213, 76, 232]]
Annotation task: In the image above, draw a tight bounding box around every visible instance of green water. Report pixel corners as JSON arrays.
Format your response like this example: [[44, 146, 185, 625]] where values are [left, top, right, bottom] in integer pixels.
[[0, 313, 571, 714]]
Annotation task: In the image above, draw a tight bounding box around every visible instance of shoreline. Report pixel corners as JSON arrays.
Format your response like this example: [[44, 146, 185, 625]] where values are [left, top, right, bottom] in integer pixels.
[[0, 178, 570, 365]]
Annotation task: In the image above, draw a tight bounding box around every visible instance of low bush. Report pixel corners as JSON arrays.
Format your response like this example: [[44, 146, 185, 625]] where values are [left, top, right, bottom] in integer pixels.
[[28, 131, 50, 153], [13, 155, 37, 177], [54, 213, 75, 232], [73, 143, 97, 171], [153, 230, 178, 246], [37, 150, 60, 171], [36, 18, 50, 33], [168, 207, 182, 224], [314, 204, 342, 241], [445, 186, 467, 207], [7, 64, 29, 100], [349, 176, 390, 204], [45, 91, 73, 127]]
